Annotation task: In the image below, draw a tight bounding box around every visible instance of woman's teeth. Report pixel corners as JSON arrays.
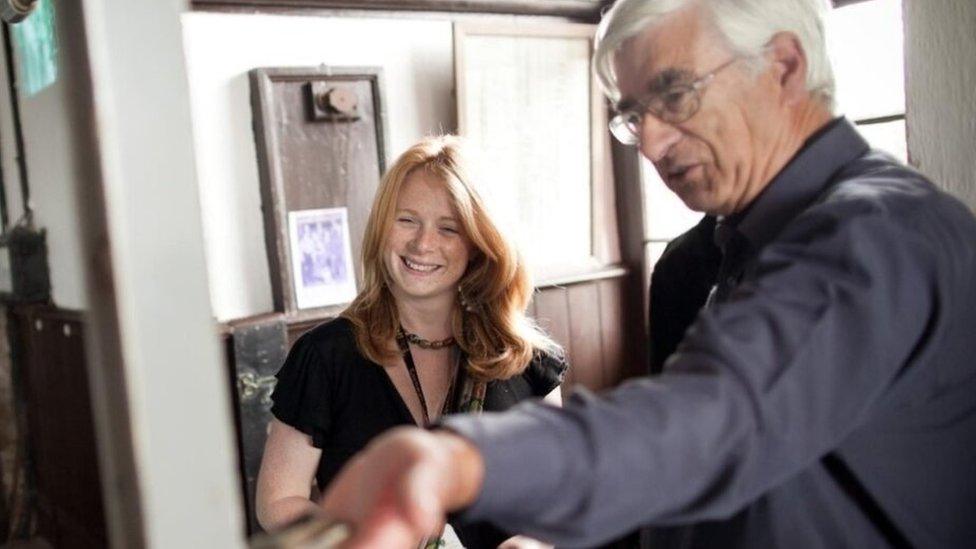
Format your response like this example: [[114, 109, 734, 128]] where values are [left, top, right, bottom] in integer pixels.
[[403, 257, 438, 272]]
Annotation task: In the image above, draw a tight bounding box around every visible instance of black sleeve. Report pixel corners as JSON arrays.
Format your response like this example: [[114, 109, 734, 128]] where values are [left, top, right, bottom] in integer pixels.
[[269, 333, 333, 447], [523, 349, 568, 397]]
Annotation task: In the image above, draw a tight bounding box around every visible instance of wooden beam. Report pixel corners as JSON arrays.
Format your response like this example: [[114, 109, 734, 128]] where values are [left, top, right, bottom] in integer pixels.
[[193, 0, 609, 20]]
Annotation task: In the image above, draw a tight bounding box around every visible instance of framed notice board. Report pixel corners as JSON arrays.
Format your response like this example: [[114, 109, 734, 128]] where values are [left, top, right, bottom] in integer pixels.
[[249, 66, 389, 316], [454, 22, 618, 283]]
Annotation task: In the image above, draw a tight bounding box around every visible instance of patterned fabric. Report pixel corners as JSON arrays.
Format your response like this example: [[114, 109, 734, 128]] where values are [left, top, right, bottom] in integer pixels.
[[455, 366, 487, 414]]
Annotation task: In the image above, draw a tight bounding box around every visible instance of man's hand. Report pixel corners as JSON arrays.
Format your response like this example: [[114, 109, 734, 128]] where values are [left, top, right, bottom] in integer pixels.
[[319, 427, 485, 548]]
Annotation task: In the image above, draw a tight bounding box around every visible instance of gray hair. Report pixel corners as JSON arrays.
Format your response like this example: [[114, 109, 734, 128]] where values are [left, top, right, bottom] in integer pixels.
[[594, 0, 836, 109]]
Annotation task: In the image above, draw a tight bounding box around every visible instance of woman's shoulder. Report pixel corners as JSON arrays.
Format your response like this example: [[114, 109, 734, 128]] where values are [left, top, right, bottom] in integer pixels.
[[297, 316, 359, 350], [271, 317, 360, 446], [303, 315, 356, 340], [518, 346, 568, 396], [531, 346, 568, 374], [286, 316, 365, 369]]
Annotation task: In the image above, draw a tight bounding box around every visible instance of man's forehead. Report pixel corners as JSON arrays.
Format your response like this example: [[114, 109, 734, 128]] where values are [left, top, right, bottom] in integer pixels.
[[614, 6, 718, 99]]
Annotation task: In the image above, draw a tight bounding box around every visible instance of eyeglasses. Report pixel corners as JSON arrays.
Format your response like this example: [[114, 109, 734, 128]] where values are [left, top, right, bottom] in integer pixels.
[[609, 57, 741, 145]]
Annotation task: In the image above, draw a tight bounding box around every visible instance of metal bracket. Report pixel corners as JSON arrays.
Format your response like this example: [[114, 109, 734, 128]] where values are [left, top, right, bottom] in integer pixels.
[[307, 81, 360, 122]]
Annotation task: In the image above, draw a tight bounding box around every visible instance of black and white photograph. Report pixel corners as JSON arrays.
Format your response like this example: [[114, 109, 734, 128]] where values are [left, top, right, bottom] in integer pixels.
[[287, 207, 357, 309]]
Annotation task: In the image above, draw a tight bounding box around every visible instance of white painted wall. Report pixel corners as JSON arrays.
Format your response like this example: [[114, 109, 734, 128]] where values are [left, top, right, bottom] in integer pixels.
[[1, 15, 88, 309], [904, 0, 976, 212], [181, 12, 454, 321]]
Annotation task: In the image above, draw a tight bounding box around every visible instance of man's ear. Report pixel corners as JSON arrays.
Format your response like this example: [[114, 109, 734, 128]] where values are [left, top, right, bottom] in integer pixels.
[[764, 31, 809, 105]]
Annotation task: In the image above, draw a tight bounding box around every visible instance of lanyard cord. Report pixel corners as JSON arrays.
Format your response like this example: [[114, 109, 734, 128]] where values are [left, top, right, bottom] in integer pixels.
[[396, 327, 461, 426]]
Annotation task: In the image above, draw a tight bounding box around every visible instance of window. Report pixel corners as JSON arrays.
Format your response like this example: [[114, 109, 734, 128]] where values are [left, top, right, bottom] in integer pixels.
[[827, 0, 906, 162]]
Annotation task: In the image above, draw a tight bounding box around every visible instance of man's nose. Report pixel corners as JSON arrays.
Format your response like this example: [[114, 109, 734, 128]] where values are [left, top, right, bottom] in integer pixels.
[[638, 114, 682, 163]]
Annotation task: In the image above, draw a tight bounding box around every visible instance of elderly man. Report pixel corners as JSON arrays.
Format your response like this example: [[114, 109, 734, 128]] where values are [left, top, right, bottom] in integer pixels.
[[319, 0, 976, 546]]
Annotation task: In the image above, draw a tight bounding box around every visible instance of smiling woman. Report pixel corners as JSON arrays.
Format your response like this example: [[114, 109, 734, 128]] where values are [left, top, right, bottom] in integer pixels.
[[255, 135, 567, 548]]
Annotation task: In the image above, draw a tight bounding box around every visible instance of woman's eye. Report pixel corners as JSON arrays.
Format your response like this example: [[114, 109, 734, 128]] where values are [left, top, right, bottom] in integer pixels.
[[397, 217, 416, 224], [440, 226, 459, 234]]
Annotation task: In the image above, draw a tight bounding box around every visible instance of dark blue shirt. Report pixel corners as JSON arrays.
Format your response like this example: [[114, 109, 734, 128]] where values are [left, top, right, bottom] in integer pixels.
[[445, 119, 976, 547]]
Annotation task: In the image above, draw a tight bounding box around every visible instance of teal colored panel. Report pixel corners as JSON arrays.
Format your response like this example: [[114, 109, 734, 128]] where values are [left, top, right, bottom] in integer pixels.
[[12, 0, 59, 97]]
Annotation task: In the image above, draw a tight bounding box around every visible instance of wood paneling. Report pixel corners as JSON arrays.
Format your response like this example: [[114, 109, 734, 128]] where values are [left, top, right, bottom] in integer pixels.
[[598, 277, 626, 380], [533, 269, 644, 394], [567, 283, 606, 390], [532, 285, 574, 389], [9, 305, 107, 548]]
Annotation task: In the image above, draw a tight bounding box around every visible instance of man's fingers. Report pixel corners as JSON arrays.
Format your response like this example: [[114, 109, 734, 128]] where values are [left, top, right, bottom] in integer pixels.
[[400, 457, 447, 535], [340, 505, 420, 549]]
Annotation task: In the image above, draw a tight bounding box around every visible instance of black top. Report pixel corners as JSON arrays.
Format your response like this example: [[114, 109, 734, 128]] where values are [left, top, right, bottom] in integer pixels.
[[270, 317, 567, 548], [447, 118, 976, 547]]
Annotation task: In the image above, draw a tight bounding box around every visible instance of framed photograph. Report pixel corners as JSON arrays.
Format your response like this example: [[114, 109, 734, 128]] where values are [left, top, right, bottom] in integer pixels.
[[287, 207, 357, 309]]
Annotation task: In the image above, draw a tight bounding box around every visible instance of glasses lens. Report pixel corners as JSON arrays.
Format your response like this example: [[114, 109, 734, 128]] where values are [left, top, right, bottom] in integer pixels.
[[662, 86, 697, 124], [609, 113, 640, 145]]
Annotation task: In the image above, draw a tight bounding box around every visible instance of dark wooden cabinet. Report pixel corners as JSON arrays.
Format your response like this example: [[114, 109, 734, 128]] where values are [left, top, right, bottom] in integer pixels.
[[8, 305, 107, 548]]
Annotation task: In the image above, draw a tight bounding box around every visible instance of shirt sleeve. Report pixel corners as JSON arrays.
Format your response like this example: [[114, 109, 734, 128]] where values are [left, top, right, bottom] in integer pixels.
[[270, 332, 333, 447], [524, 349, 569, 397], [443, 195, 943, 547]]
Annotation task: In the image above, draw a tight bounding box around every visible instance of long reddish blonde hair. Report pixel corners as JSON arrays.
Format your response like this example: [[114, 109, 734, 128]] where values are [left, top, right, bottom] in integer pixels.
[[342, 135, 559, 380]]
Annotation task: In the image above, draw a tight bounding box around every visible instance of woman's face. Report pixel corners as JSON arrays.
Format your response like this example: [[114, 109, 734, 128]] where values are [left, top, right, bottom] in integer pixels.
[[384, 170, 474, 306]]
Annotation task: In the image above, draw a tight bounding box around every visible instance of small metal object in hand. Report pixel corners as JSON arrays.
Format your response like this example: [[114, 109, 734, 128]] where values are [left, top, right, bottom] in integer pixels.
[[249, 512, 351, 549]]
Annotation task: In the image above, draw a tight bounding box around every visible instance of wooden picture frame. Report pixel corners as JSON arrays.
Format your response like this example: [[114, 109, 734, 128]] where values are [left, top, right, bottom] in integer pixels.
[[454, 21, 620, 284], [249, 66, 389, 317]]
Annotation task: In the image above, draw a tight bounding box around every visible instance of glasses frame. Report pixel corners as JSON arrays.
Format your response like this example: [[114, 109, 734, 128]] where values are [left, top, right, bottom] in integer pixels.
[[609, 56, 741, 145]]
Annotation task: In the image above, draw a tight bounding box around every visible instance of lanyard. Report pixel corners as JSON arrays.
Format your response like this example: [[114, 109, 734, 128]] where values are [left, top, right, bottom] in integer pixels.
[[396, 328, 460, 426]]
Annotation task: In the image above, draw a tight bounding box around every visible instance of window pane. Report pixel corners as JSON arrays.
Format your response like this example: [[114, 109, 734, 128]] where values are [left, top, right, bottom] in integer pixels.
[[827, 0, 905, 120], [857, 119, 907, 163], [642, 158, 700, 240]]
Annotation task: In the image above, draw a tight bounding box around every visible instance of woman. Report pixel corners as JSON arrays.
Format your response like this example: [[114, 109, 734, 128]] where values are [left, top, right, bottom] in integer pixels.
[[256, 136, 566, 548]]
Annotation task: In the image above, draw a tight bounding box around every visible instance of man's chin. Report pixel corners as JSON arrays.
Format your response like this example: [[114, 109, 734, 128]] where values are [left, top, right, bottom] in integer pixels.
[[674, 189, 715, 214]]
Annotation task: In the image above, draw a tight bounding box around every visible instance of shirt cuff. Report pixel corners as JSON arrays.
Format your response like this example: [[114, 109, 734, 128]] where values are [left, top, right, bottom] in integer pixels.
[[439, 406, 567, 526]]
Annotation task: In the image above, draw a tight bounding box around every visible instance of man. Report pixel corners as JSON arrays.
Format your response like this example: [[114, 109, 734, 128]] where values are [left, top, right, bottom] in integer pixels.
[[320, 0, 976, 546]]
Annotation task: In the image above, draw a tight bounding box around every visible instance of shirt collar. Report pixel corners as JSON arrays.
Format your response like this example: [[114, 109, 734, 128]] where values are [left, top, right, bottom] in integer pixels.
[[725, 117, 870, 251]]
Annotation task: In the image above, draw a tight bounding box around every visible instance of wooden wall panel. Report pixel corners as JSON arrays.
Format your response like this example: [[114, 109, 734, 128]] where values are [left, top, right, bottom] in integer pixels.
[[530, 272, 645, 394], [250, 67, 388, 316], [10, 305, 107, 548], [531, 286, 574, 390], [567, 283, 606, 390], [598, 277, 626, 383], [599, 275, 647, 381]]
